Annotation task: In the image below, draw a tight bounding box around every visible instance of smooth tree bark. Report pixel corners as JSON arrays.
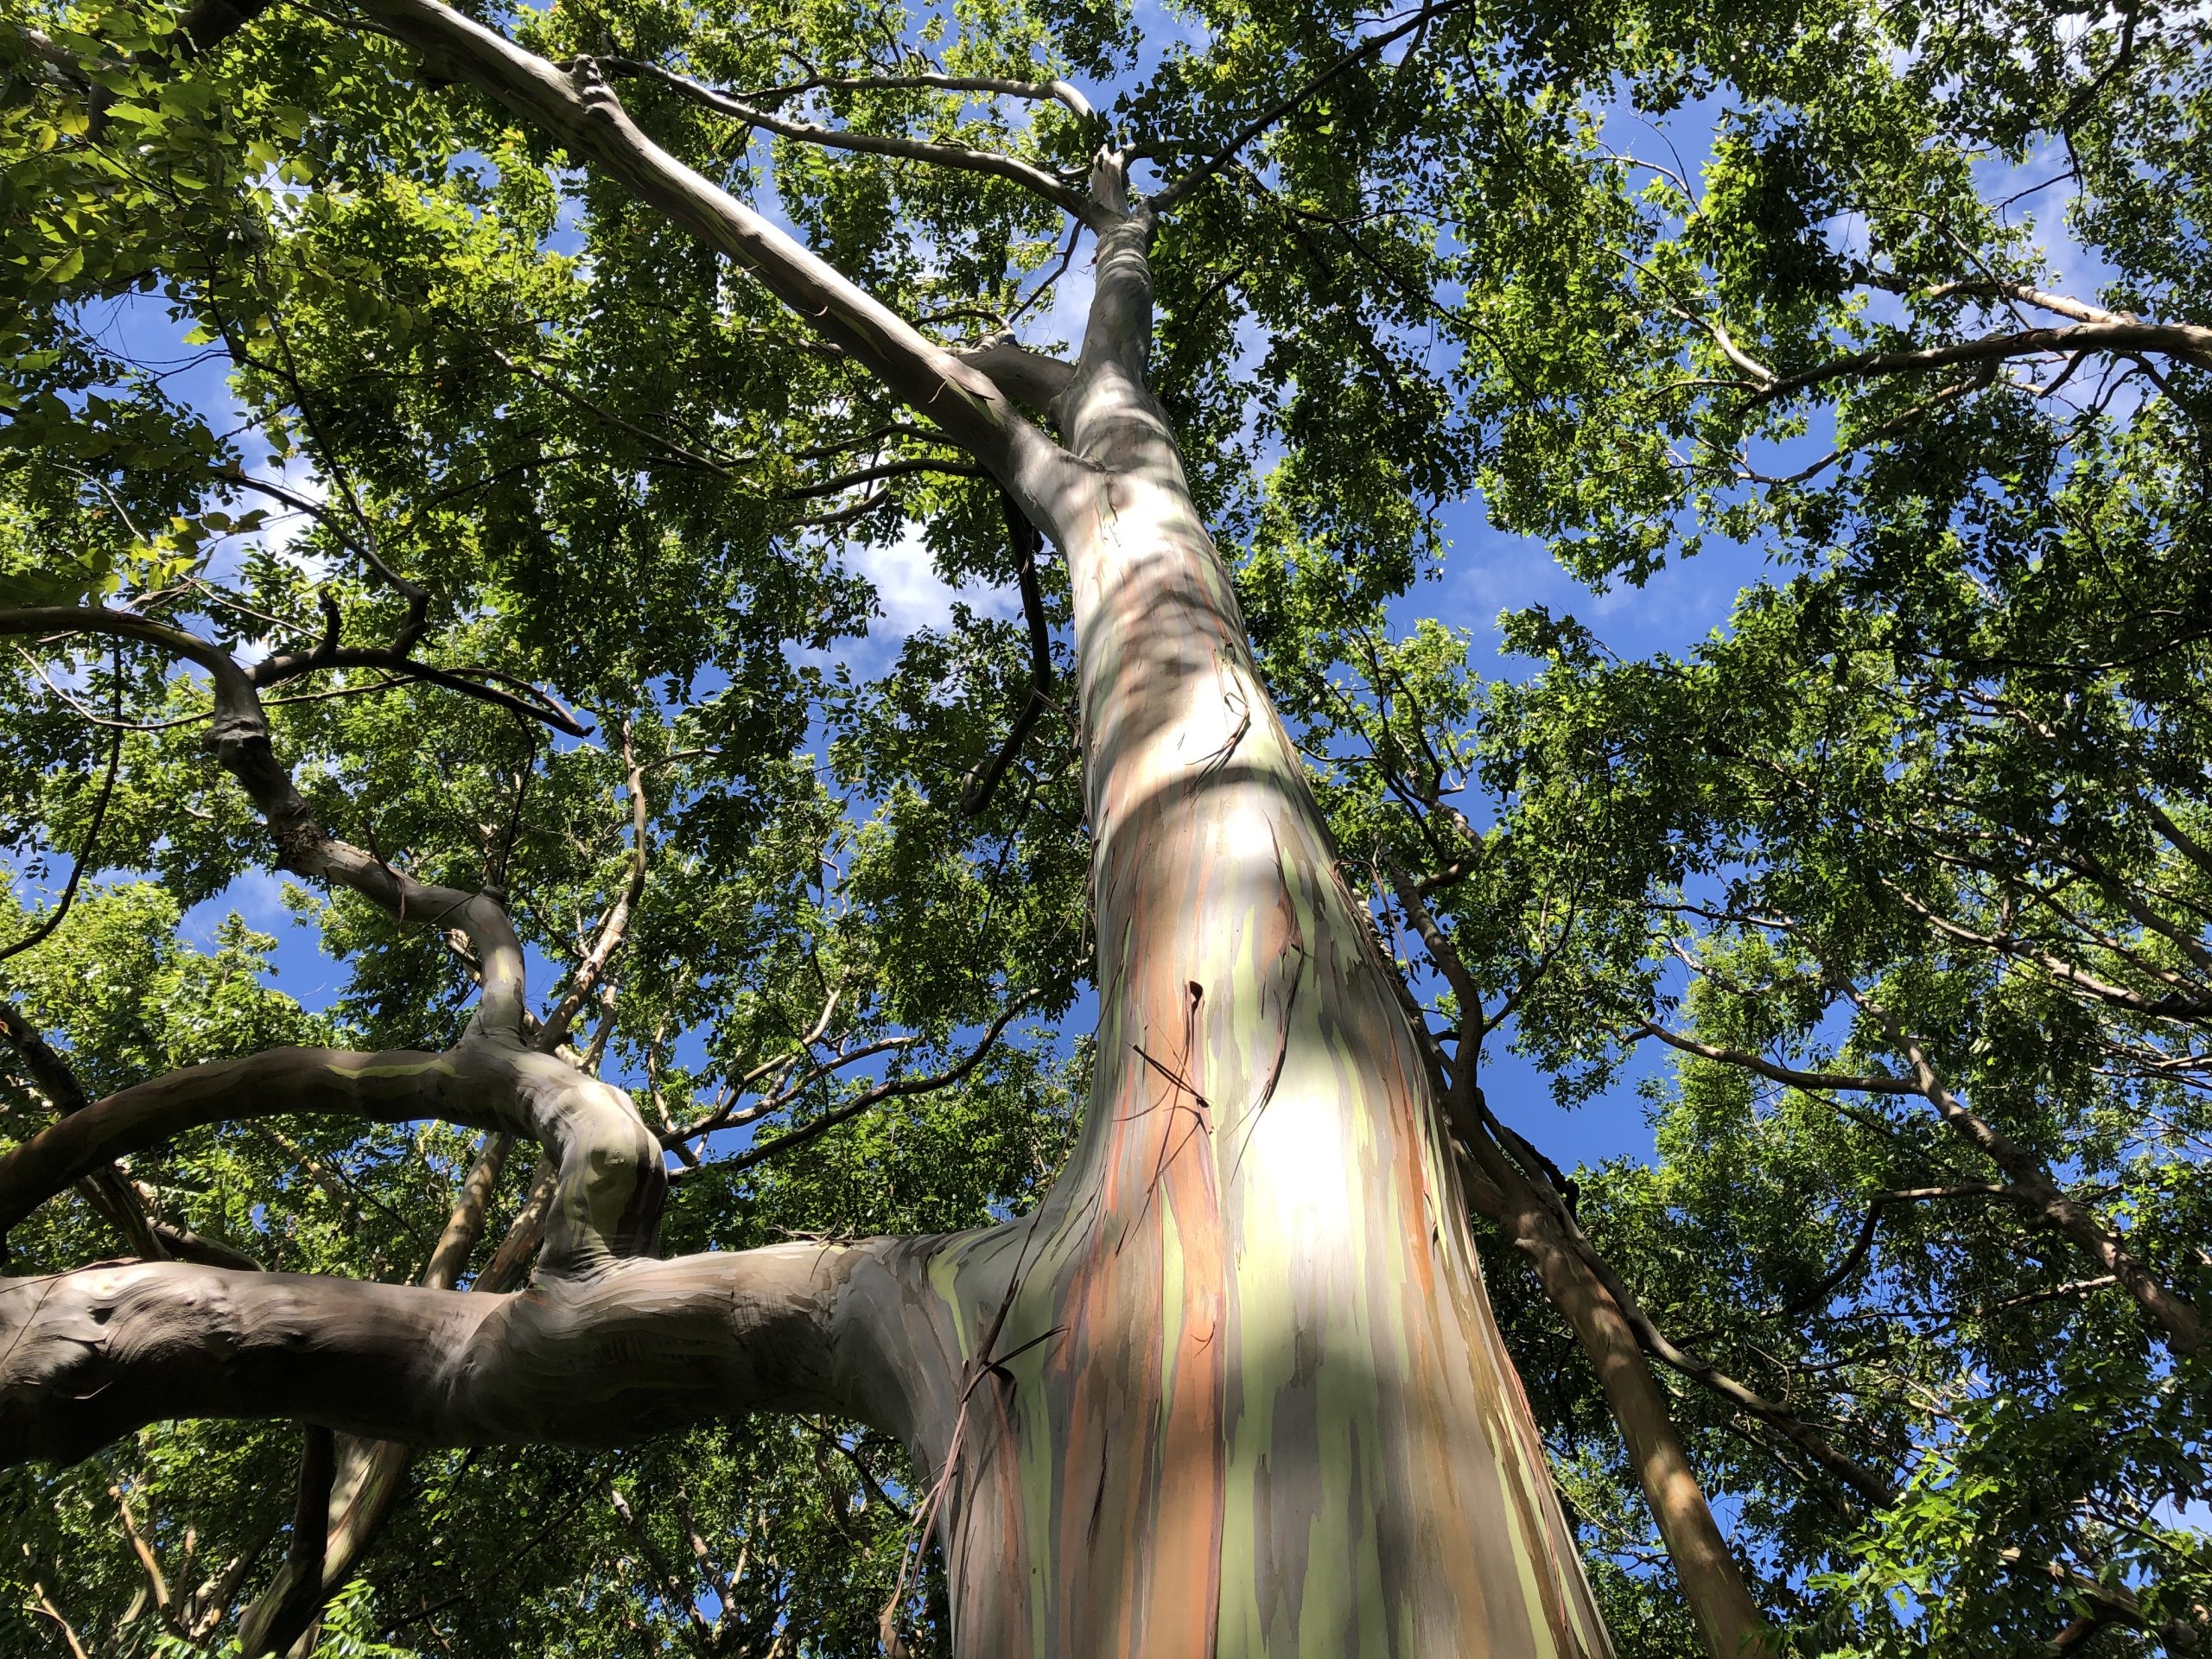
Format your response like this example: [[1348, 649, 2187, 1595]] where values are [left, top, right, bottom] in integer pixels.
[[0, 5, 1625, 1654]]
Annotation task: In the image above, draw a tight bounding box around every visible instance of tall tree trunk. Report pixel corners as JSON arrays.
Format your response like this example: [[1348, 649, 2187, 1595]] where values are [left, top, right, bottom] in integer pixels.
[[876, 218, 1614, 1657], [0, 16, 1621, 1653]]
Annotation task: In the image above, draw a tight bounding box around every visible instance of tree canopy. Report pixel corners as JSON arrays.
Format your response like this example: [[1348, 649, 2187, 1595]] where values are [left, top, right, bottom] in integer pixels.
[[1, 0, 2208, 1650]]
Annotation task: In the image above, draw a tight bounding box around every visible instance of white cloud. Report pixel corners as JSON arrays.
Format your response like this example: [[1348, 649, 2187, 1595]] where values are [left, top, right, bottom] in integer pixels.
[[848, 523, 1022, 640]]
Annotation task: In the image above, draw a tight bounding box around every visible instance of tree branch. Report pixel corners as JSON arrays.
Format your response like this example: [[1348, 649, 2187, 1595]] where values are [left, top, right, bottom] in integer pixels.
[[1773, 1185, 2013, 1319], [0, 606, 531, 1040], [1459, 1090, 1899, 1508], [1746, 318, 2212, 407], [233, 1131, 514, 1642], [0, 1241, 899, 1468], [0, 1001, 260, 1270], [236, 1424, 333, 1658], [1630, 1020, 1923, 1095], [1857, 995, 2202, 1353], [721, 995, 1032, 1173], [781, 456, 989, 499], [537, 720, 650, 1053], [594, 57, 1111, 231], [350, 0, 1068, 508], [953, 335, 1075, 417], [0, 1041, 661, 1277], [0, 665, 122, 966], [961, 494, 1055, 815], [741, 68, 1096, 124]]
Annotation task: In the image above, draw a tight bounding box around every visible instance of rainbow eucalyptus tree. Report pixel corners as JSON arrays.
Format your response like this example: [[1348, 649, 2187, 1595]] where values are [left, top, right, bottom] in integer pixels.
[[3, 0, 2208, 1652], [0, 0, 1620, 1655]]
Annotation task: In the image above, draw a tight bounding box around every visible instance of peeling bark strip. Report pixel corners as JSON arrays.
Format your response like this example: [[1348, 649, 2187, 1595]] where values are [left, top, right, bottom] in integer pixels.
[[0, 7, 1618, 1654]]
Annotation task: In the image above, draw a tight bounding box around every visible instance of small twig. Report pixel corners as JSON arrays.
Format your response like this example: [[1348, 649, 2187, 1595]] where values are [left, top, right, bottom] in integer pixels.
[[1, 645, 124, 964]]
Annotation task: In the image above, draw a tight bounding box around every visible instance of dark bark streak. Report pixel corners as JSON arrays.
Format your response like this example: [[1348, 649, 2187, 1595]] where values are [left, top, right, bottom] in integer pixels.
[[962, 493, 1058, 816]]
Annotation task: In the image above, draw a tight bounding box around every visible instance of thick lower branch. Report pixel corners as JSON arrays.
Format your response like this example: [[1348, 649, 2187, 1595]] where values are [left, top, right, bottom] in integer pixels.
[[0, 1245, 900, 1468]]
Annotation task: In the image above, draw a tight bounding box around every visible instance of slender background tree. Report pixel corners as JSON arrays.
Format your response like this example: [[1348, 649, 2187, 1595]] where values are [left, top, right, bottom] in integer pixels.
[[0, 0, 2205, 1652]]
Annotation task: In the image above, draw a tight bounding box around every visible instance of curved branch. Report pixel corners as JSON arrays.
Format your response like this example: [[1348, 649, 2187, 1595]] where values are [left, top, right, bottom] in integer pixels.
[[1866, 274, 2139, 328], [1383, 856, 1488, 1032], [0, 1009, 265, 1272], [0, 704, 121, 965], [0, 607, 528, 1040], [0, 1041, 661, 1275], [1456, 1122, 1779, 1658], [481, 342, 739, 474], [212, 468, 429, 626], [1882, 881, 2212, 1023], [236, 1425, 332, 1658], [259, 648, 591, 735], [1773, 1185, 2012, 1319], [1631, 1020, 1922, 1096], [0, 1001, 173, 1267]]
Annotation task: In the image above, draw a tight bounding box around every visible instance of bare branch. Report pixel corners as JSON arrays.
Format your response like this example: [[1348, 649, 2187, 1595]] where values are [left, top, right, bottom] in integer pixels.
[[1382, 856, 1488, 1033], [213, 467, 430, 626], [0, 607, 531, 1039], [1882, 880, 2212, 1023], [1630, 1020, 1922, 1096], [1866, 274, 2136, 327], [1773, 1185, 2016, 1320], [722, 995, 1032, 1173], [962, 493, 1056, 815], [741, 67, 1096, 123], [782, 455, 990, 499], [1, 667, 122, 968], [1855, 993, 2202, 1352], [0, 1001, 269, 1269], [484, 342, 739, 474], [594, 55, 1113, 230]]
